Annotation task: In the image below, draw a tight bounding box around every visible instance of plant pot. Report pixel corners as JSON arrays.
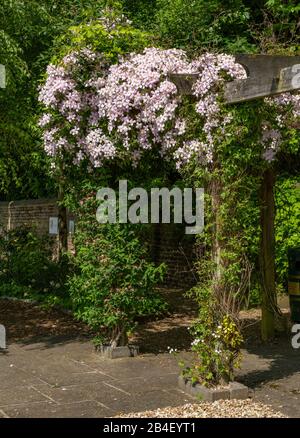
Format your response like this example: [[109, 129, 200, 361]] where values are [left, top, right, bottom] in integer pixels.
[[178, 375, 248, 401], [97, 344, 139, 359]]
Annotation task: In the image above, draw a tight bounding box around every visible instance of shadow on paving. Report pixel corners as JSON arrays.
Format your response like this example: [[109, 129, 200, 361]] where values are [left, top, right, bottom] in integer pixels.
[[0, 289, 197, 355], [0, 298, 92, 346], [13, 333, 93, 350], [11, 324, 192, 355], [133, 323, 193, 354], [131, 288, 197, 354], [239, 336, 300, 389]]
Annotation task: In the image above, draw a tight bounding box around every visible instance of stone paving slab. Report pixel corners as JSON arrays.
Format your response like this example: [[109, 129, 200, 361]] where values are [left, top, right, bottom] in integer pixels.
[[0, 340, 193, 418], [108, 389, 193, 414], [0, 409, 9, 418], [0, 386, 48, 407], [111, 374, 180, 394], [237, 343, 300, 418], [1, 337, 300, 417], [1, 401, 111, 419]]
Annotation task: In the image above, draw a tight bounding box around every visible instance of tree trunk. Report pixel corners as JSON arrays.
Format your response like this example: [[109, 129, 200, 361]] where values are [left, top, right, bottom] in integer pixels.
[[259, 168, 277, 341], [211, 178, 222, 281], [57, 182, 68, 260]]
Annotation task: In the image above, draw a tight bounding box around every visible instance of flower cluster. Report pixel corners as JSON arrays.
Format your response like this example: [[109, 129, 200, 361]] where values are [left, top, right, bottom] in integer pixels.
[[174, 54, 246, 167], [38, 49, 114, 168], [96, 48, 192, 164], [98, 8, 133, 32], [262, 93, 300, 162], [39, 45, 299, 170], [95, 50, 248, 168], [39, 47, 192, 168]]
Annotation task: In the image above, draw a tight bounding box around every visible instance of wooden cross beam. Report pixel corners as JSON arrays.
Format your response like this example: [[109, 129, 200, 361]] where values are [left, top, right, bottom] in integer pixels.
[[169, 55, 300, 104]]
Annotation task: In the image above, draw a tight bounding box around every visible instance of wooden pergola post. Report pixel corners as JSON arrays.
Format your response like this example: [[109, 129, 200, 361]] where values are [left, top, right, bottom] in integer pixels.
[[260, 167, 277, 340]]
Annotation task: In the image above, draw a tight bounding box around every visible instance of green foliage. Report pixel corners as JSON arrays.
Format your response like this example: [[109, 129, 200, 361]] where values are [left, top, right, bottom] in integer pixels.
[[121, 0, 158, 31], [261, 0, 300, 52], [67, 190, 167, 347], [181, 307, 243, 386], [0, 118, 53, 200], [182, 99, 264, 289], [0, 0, 110, 73], [0, 227, 70, 307], [154, 0, 255, 54], [275, 176, 300, 287], [173, 245, 244, 386], [248, 282, 261, 308], [0, 0, 116, 201], [54, 6, 150, 62], [129, 0, 299, 54]]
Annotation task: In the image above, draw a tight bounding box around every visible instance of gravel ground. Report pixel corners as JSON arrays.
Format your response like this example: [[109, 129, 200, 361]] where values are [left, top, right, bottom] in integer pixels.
[[116, 400, 286, 418]]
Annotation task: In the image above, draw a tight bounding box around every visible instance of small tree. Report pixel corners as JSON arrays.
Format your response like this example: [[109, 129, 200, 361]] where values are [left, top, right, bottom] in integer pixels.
[[68, 194, 166, 348]]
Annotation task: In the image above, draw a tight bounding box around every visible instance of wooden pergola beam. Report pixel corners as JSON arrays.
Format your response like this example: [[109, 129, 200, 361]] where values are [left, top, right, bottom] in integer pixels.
[[169, 55, 300, 104]]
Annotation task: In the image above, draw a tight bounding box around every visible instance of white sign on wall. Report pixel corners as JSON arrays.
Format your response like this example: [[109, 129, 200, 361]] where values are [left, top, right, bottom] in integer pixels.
[[69, 220, 75, 234], [49, 217, 59, 235]]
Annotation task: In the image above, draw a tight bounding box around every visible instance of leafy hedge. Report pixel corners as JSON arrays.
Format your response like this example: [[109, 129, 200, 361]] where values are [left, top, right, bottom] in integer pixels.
[[0, 226, 71, 307]]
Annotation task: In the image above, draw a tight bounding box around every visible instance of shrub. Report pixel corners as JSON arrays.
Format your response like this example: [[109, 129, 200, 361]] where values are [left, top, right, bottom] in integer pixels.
[[0, 226, 70, 306], [275, 176, 300, 288], [67, 194, 167, 348], [182, 308, 243, 386]]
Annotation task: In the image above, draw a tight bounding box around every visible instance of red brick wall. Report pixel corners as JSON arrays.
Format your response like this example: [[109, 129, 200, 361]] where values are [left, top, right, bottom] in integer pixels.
[[0, 199, 198, 288], [149, 223, 198, 288], [0, 199, 75, 250]]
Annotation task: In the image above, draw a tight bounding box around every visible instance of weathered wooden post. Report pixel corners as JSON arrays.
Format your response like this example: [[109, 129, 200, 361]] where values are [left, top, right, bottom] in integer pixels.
[[170, 55, 300, 341], [260, 168, 277, 340]]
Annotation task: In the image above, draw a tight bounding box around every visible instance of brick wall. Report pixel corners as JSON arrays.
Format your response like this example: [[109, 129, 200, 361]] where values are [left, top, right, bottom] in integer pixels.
[[0, 199, 198, 288], [149, 223, 198, 288], [0, 199, 75, 249], [0, 199, 57, 234]]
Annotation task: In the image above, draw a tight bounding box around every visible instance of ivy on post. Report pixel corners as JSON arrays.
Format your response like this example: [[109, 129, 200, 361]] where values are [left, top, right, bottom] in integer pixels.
[[170, 54, 300, 341]]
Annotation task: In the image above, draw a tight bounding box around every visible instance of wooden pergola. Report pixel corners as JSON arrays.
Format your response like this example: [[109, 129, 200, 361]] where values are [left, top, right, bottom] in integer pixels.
[[170, 54, 300, 101], [170, 55, 300, 341]]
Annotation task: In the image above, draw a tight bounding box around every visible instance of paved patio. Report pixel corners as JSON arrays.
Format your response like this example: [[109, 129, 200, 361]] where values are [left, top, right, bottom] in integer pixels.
[[0, 337, 195, 418], [0, 334, 300, 418]]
